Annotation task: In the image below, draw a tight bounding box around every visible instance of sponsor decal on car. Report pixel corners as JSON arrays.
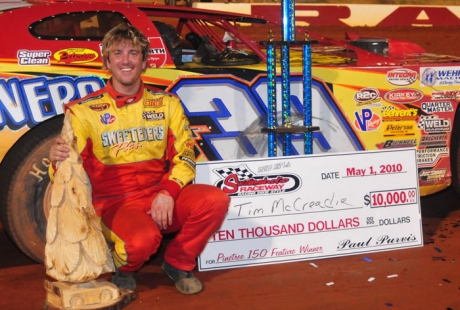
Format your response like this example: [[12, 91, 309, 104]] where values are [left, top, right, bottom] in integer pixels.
[[147, 37, 168, 68], [17, 49, 51, 65], [54, 48, 99, 64], [376, 139, 417, 149], [381, 106, 418, 121], [386, 68, 417, 86], [354, 108, 381, 131], [421, 66, 460, 87], [419, 168, 447, 182], [417, 115, 451, 133], [420, 68, 437, 87], [0, 75, 104, 130], [384, 88, 424, 104], [383, 121, 416, 137], [431, 90, 460, 100], [354, 88, 382, 107], [420, 101, 454, 113], [417, 147, 449, 166], [419, 133, 448, 147]]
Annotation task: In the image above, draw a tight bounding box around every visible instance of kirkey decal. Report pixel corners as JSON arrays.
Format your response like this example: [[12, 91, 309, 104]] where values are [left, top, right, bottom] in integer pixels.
[[384, 88, 424, 104]]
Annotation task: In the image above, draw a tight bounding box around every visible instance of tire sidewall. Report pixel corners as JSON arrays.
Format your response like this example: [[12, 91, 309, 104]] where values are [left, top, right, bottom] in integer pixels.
[[0, 116, 63, 263]]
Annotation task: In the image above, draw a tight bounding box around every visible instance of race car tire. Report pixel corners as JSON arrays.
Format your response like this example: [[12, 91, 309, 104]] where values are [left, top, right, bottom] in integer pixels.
[[451, 108, 460, 197], [0, 115, 63, 264]]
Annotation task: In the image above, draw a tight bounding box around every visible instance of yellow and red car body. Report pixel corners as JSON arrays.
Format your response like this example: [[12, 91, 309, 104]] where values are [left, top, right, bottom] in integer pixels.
[[1, 0, 460, 263]]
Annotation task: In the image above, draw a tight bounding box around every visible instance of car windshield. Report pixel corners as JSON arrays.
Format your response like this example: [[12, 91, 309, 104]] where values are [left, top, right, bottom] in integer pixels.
[[31, 11, 127, 39]]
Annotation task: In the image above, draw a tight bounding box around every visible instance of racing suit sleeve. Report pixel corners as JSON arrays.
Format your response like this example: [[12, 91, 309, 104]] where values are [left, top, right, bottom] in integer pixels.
[[158, 95, 196, 200]]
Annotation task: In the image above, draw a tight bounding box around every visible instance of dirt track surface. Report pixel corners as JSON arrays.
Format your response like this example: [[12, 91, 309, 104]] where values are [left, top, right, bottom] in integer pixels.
[[2, 26, 460, 310]]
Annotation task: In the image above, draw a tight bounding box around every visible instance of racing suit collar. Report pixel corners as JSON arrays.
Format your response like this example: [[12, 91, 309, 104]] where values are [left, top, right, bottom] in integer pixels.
[[107, 79, 145, 108]]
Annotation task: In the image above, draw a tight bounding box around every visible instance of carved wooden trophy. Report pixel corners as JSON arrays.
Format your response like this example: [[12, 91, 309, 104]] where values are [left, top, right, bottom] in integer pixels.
[[43, 110, 134, 310]]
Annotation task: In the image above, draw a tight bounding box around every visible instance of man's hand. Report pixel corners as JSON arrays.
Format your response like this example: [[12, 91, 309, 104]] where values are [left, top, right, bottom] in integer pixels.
[[147, 192, 174, 230], [49, 137, 70, 166]]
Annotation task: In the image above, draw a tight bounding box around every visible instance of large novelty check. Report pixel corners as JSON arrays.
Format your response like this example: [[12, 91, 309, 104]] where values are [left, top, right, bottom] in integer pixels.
[[196, 148, 423, 271]]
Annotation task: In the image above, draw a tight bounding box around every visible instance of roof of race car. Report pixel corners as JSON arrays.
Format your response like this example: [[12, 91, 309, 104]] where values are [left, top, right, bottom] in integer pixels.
[[0, 0, 275, 67], [2, 0, 267, 24], [0, 1, 31, 10]]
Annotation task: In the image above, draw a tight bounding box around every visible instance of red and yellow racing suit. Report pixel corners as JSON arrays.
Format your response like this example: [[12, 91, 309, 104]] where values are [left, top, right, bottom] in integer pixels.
[[51, 80, 229, 272]]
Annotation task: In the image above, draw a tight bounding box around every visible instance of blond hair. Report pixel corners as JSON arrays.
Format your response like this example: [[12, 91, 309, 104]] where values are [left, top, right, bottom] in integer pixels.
[[101, 24, 149, 69]]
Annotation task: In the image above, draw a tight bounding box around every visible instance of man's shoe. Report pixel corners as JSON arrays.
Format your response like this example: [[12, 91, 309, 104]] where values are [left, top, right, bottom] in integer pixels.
[[112, 269, 136, 291], [162, 261, 203, 294]]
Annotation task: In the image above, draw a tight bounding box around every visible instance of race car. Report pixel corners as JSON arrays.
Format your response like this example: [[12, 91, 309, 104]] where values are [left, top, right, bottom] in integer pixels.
[[1, 0, 460, 264]]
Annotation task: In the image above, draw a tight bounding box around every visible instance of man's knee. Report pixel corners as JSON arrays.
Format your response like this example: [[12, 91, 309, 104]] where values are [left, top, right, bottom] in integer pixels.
[[202, 185, 230, 218], [128, 228, 162, 258]]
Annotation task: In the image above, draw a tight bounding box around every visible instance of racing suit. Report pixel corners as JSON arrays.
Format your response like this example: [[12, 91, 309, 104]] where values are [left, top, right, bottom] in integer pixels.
[[50, 79, 230, 272]]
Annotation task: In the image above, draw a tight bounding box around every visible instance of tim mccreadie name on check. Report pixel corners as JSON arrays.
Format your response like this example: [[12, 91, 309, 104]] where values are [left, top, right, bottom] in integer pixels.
[[232, 192, 354, 217]]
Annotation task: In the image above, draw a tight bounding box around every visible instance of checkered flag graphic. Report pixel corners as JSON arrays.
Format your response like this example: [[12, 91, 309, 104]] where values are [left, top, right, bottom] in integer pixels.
[[418, 115, 436, 130], [213, 164, 255, 180]]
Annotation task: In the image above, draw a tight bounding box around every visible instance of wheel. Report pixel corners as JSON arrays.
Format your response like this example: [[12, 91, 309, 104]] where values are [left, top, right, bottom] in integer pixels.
[[0, 115, 64, 263], [186, 0, 193, 6], [100, 290, 114, 303], [450, 109, 460, 196], [164, 0, 177, 5], [70, 295, 84, 307], [201, 50, 261, 66]]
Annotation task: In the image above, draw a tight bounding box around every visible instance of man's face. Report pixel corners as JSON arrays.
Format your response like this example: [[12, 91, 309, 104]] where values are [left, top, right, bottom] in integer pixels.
[[106, 41, 146, 93]]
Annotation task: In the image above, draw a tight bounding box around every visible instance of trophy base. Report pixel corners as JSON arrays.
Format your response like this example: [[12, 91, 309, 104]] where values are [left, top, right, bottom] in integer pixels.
[[43, 279, 136, 310]]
